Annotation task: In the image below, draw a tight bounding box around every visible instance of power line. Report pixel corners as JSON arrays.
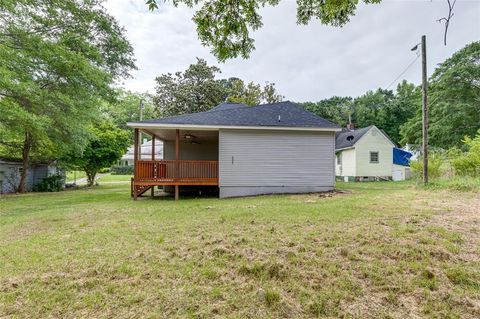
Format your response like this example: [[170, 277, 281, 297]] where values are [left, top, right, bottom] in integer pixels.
[[385, 54, 420, 90]]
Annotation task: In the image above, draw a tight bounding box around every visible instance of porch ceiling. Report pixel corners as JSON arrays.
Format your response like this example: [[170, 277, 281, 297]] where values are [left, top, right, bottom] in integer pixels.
[[142, 128, 218, 142]]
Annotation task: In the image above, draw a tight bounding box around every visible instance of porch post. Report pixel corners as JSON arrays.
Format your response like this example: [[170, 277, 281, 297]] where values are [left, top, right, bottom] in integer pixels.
[[175, 129, 179, 200], [151, 135, 155, 197], [133, 128, 139, 200]]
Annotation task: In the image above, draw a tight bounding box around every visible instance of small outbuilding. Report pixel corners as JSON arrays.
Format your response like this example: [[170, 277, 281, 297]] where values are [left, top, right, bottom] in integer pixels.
[[0, 159, 64, 194]]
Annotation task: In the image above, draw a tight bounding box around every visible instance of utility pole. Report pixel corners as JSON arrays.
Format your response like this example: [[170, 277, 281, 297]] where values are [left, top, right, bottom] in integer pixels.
[[138, 99, 144, 160], [421, 35, 428, 184]]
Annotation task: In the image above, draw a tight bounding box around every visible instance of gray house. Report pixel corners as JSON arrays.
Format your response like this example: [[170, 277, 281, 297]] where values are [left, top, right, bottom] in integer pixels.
[[127, 101, 340, 199], [0, 159, 63, 194]]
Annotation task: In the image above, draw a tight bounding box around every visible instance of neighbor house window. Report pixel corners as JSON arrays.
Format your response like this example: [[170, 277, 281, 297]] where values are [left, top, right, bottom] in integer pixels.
[[370, 151, 379, 163], [337, 153, 342, 165]]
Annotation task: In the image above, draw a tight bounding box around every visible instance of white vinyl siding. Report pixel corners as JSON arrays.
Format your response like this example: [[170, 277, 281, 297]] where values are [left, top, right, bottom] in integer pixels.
[[335, 148, 356, 176], [219, 129, 335, 187], [355, 127, 394, 177]]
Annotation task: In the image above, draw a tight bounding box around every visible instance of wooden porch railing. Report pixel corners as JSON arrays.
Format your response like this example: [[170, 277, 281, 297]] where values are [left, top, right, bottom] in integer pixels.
[[134, 160, 218, 186]]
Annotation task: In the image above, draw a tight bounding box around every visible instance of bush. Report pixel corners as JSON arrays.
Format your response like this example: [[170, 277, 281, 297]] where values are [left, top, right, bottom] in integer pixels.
[[110, 165, 134, 175], [450, 131, 480, 177], [99, 167, 111, 173], [410, 152, 443, 180], [32, 174, 64, 192]]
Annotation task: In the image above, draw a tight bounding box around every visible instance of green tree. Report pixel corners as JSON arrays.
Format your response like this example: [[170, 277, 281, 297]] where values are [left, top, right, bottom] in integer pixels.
[[0, 0, 135, 192], [301, 83, 417, 145], [260, 82, 284, 104], [352, 88, 394, 130], [146, 0, 382, 61], [153, 59, 283, 116], [301, 96, 353, 127], [153, 58, 226, 116], [65, 122, 130, 186], [401, 42, 480, 149], [380, 81, 419, 144], [102, 90, 155, 139], [225, 79, 283, 106]]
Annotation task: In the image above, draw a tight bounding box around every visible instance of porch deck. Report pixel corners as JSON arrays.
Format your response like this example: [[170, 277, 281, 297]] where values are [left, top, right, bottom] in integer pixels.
[[133, 160, 218, 186], [131, 128, 219, 200]]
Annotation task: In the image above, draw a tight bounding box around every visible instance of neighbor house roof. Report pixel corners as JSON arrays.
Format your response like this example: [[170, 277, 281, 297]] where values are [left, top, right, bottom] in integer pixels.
[[128, 101, 340, 131], [335, 126, 373, 150], [335, 125, 396, 150]]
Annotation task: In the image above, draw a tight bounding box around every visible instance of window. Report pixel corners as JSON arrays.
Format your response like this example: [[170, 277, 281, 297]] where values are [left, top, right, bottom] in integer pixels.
[[337, 153, 342, 165], [370, 151, 379, 163]]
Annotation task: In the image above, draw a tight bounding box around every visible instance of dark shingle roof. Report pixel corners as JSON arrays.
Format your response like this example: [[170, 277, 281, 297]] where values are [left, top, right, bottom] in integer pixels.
[[335, 126, 373, 150], [139, 101, 339, 129], [335, 125, 397, 150], [208, 102, 248, 112]]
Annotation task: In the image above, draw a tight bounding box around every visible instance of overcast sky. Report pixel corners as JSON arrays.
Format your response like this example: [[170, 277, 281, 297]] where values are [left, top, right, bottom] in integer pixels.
[[104, 0, 480, 102]]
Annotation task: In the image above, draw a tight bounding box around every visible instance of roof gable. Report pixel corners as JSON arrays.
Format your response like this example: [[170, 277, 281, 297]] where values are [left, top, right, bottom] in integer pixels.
[[335, 125, 396, 150]]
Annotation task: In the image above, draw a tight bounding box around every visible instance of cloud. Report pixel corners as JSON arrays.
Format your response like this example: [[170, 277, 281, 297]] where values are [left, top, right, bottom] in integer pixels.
[[105, 0, 480, 101]]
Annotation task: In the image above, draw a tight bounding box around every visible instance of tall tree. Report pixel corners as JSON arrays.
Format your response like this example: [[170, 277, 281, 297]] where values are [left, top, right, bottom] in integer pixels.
[[153, 58, 226, 116], [301, 96, 353, 127], [401, 41, 480, 149], [102, 90, 155, 139], [0, 0, 135, 192], [153, 59, 283, 116], [301, 83, 417, 145], [379, 81, 419, 144], [261, 82, 284, 104], [225, 79, 284, 106], [352, 88, 394, 130]]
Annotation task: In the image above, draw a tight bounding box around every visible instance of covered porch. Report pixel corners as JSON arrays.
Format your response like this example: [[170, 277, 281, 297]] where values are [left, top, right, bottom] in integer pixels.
[[131, 127, 219, 200]]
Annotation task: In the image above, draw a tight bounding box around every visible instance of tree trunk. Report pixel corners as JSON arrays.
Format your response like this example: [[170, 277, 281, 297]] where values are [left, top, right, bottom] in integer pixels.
[[86, 171, 96, 187], [18, 132, 31, 193]]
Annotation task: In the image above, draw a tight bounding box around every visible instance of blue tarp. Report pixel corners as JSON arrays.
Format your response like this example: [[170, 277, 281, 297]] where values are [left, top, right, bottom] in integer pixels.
[[393, 148, 413, 166]]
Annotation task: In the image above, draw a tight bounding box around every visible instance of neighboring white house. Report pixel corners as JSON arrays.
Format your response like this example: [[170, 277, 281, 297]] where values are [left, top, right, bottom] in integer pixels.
[[0, 159, 64, 194], [119, 139, 163, 166], [335, 125, 411, 181]]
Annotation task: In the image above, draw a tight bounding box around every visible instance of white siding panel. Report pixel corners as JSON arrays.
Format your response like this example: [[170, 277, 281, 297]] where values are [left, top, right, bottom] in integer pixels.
[[355, 127, 394, 177], [219, 129, 335, 187], [336, 148, 356, 177]]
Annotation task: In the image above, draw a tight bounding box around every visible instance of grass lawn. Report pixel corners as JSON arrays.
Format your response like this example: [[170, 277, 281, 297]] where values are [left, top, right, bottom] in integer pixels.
[[0, 181, 479, 318], [97, 174, 132, 183], [65, 171, 87, 183]]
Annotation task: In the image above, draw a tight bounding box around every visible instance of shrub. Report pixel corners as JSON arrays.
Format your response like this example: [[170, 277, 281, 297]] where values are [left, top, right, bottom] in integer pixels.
[[32, 174, 64, 192], [410, 152, 443, 180], [99, 167, 111, 173], [450, 131, 480, 177], [110, 165, 134, 175]]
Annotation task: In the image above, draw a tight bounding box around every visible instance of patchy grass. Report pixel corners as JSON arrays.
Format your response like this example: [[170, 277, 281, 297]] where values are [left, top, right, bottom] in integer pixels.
[[0, 182, 479, 318]]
